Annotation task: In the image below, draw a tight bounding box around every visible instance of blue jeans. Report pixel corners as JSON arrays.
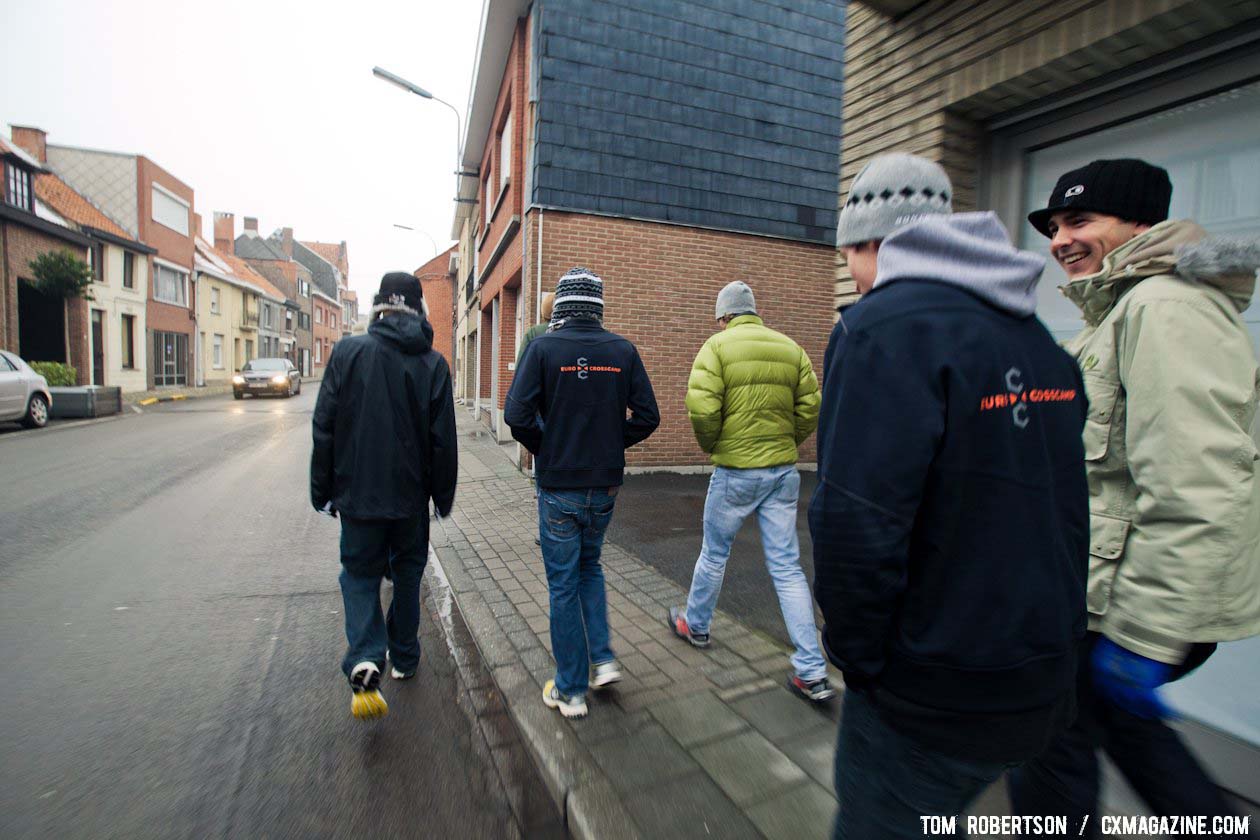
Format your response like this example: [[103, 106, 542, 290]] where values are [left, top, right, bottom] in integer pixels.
[[834, 689, 1009, 839], [538, 487, 617, 696], [339, 515, 429, 677], [684, 465, 827, 681]]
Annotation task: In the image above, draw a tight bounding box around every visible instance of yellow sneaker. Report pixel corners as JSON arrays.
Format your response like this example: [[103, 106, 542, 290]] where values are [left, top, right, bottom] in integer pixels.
[[349, 662, 388, 719]]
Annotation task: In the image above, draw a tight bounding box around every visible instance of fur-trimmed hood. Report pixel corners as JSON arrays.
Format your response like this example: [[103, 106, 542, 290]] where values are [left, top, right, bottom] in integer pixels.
[[1063, 220, 1259, 322], [369, 295, 430, 321]]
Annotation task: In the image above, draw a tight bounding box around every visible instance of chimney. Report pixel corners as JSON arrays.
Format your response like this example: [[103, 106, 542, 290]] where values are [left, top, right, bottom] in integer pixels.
[[214, 212, 235, 253], [244, 216, 259, 233], [10, 126, 47, 164], [193, 212, 204, 241], [280, 227, 294, 257]]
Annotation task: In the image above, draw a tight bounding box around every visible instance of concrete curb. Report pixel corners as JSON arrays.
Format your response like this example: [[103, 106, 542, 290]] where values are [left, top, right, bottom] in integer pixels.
[[429, 544, 644, 840], [136, 394, 189, 406]]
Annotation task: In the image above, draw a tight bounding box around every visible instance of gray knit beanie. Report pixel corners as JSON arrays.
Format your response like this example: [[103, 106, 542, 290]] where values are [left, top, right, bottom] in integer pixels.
[[836, 153, 953, 247], [715, 281, 756, 319]]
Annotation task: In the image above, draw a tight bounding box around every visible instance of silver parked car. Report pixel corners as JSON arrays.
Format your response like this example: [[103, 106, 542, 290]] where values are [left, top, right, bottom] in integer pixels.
[[0, 350, 52, 428]]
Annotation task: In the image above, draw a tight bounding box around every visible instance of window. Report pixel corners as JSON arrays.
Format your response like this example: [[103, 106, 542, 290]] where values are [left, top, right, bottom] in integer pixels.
[[498, 109, 512, 192], [153, 330, 188, 386], [285, 310, 293, 331], [212, 334, 223, 369], [315, 341, 322, 364], [299, 279, 310, 297], [482, 167, 493, 227], [245, 339, 254, 362], [151, 184, 189, 234], [90, 245, 104, 283], [0, 354, 16, 372], [121, 315, 135, 369], [4, 163, 31, 211], [210, 287, 220, 314], [331, 313, 337, 330], [154, 264, 188, 306], [123, 253, 134, 289], [300, 312, 310, 330], [315, 305, 322, 324]]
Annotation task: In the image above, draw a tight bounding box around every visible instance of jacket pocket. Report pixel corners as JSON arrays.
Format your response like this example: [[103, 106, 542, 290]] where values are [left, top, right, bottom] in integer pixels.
[[1082, 377, 1119, 461], [1087, 511, 1130, 615]]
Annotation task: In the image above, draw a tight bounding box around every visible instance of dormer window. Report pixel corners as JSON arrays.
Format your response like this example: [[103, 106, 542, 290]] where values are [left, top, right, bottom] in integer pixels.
[[4, 163, 32, 211]]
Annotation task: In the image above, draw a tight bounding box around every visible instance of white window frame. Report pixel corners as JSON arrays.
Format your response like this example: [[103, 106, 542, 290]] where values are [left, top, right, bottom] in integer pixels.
[[315, 305, 322, 325], [210, 286, 220, 315], [153, 260, 188, 307], [151, 183, 190, 235], [499, 109, 512, 193], [212, 334, 224, 369], [315, 341, 322, 364]]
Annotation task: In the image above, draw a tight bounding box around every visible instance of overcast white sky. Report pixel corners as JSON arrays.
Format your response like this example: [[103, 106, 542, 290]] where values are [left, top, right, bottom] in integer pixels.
[[1, 0, 484, 307]]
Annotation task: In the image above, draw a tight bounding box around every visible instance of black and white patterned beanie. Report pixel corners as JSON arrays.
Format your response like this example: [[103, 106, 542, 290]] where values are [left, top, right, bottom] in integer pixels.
[[550, 267, 603, 329], [836, 153, 952, 247]]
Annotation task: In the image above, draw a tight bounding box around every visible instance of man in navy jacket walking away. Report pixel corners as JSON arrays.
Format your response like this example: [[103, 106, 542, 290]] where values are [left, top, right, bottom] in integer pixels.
[[505, 267, 659, 719], [812, 155, 1090, 837]]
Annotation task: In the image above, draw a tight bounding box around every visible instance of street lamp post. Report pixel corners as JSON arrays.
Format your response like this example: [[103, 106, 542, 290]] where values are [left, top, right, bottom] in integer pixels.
[[372, 66, 470, 187], [393, 223, 439, 260]]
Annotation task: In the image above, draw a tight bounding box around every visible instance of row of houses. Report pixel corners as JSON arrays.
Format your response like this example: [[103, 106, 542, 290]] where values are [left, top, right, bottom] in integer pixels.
[[433, 0, 1259, 476], [0, 126, 360, 392]]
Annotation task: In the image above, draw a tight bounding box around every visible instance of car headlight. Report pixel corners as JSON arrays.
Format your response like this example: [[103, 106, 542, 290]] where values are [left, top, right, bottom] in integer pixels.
[[271, 374, 287, 384], [232, 375, 245, 385]]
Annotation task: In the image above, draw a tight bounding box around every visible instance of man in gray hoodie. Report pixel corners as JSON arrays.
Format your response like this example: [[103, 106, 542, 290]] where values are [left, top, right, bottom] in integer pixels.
[[812, 154, 1090, 838]]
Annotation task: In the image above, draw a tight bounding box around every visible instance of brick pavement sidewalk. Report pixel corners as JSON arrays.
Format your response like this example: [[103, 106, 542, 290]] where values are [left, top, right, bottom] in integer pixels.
[[430, 410, 844, 840]]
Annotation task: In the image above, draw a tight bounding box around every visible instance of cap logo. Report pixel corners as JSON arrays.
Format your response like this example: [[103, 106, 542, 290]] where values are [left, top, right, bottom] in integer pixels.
[[1065, 185, 1085, 198], [389, 293, 406, 306]]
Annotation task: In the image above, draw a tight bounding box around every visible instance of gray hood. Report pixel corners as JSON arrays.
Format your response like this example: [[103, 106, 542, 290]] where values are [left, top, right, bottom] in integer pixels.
[[874, 211, 1045, 317]]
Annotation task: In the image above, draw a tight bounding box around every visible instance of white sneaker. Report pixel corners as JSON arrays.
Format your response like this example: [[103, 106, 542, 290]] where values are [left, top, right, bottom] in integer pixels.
[[543, 680, 588, 719], [390, 666, 415, 680], [591, 660, 622, 689]]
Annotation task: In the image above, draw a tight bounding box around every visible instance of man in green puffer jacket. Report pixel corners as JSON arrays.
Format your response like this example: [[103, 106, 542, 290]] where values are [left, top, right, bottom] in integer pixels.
[[1011, 158, 1260, 830], [666, 281, 832, 702]]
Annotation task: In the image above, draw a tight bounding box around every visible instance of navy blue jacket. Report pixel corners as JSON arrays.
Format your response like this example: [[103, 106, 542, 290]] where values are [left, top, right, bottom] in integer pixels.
[[505, 319, 659, 489], [811, 280, 1089, 760]]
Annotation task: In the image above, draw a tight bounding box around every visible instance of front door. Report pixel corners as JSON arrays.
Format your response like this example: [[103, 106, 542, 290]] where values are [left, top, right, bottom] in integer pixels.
[[91, 309, 105, 386]]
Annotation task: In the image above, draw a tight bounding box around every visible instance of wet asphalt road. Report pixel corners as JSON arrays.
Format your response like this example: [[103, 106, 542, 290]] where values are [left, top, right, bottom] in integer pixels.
[[0, 390, 559, 840], [607, 470, 820, 646]]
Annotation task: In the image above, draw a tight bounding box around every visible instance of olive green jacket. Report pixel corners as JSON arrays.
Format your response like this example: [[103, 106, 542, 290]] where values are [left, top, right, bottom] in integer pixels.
[[685, 314, 820, 468], [1062, 220, 1260, 663]]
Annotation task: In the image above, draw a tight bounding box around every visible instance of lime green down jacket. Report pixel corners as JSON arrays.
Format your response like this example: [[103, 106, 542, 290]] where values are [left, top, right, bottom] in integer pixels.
[[685, 315, 820, 468]]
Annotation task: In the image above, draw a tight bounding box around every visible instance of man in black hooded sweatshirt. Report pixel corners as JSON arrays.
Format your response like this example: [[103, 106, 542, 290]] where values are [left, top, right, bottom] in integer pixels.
[[311, 272, 457, 719]]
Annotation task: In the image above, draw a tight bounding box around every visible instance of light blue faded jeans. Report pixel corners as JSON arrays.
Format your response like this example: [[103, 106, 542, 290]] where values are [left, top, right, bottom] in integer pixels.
[[684, 465, 827, 681]]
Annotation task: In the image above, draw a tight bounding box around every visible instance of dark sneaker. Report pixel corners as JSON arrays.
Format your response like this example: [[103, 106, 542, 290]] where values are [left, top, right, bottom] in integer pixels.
[[788, 675, 836, 703], [542, 680, 588, 718], [668, 606, 710, 648], [349, 661, 388, 719], [591, 660, 622, 689]]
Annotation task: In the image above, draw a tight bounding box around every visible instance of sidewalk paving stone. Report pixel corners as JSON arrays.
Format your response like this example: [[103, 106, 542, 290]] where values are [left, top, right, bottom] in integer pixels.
[[650, 689, 750, 747], [730, 687, 835, 743], [624, 773, 762, 840], [746, 782, 836, 840], [693, 730, 809, 806]]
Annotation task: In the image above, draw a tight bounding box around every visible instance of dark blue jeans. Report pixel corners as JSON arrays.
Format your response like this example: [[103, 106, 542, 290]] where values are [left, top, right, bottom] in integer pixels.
[[338, 515, 429, 677], [1009, 633, 1234, 838], [833, 689, 1009, 839], [538, 487, 617, 696]]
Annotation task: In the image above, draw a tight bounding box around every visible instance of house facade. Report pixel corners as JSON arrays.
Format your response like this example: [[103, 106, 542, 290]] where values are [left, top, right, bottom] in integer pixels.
[[0, 136, 93, 383], [453, 0, 845, 465], [44, 136, 198, 389], [413, 246, 458, 371], [232, 217, 314, 375], [193, 235, 263, 384]]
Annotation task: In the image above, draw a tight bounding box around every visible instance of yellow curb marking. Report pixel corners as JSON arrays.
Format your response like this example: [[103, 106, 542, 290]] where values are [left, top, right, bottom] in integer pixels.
[[138, 398, 158, 406]]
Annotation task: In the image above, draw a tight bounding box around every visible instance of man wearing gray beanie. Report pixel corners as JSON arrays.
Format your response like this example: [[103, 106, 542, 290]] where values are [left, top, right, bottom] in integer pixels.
[[812, 154, 1090, 838], [669, 280, 831, 703], [835, 152, 953, 295]]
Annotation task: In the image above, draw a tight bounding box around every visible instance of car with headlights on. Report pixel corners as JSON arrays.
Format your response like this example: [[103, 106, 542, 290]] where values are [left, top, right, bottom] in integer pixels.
[[232, 358, 301, 399], [0, 350, 52, 428]]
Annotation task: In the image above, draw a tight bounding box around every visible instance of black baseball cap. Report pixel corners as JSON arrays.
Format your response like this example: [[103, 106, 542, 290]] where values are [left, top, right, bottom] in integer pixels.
[[1028, 158, 1172, 238]]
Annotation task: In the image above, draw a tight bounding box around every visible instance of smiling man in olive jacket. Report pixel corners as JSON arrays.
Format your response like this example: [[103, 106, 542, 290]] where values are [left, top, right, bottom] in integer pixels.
[[667, 281, 831, 702]]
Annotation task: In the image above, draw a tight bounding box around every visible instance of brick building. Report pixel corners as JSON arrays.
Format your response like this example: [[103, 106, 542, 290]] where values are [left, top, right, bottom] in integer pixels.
[[302, 239, 358, 335], [45, 136, 197, 388], [1, 137, 93, 382], [413, 246, 457, 371], [839, 0, 1260, 808], [452, 0, 845, 467]]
